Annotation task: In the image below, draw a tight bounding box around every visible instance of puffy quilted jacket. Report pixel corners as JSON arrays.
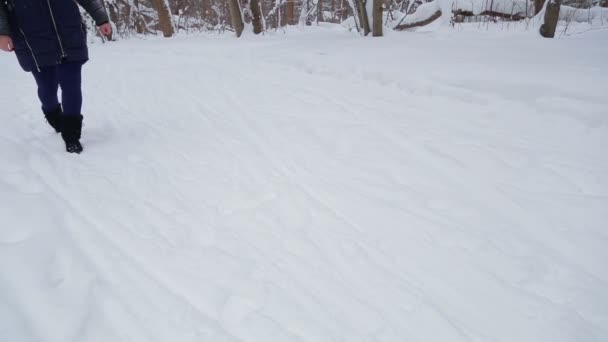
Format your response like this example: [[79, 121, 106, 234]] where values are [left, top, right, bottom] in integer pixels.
[[0, 0, 109, 71]]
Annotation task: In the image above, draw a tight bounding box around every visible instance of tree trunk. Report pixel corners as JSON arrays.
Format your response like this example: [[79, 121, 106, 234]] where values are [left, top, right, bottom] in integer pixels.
[[540, 0, 561, 38], [152, 0, 174, 37], [317, 0, 324, 23], [228, 0, 245, 37], [372, 0, 382, 36], [287, 0, 295, 24], [356, 0, 370, 35], [250, 0, 264, 33], [534, 0, 545, 15]]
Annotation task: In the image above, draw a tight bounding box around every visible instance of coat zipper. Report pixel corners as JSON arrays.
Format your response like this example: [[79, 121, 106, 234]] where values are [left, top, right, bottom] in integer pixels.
[[18, 28, 41, 72], [46, 0, 67, 58]]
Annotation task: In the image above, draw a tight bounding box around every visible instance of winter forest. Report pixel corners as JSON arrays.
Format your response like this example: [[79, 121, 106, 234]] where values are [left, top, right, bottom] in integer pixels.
[[96, 0, 607, 38]]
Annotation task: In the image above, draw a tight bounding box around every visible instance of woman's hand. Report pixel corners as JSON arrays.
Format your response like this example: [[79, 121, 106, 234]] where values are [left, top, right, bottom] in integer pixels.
[[0, 35, 13, 52], [98, 23, 112, 37]]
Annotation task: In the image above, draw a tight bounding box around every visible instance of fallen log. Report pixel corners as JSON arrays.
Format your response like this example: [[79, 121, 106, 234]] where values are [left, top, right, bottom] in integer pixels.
[[394, 10, 442, 30]]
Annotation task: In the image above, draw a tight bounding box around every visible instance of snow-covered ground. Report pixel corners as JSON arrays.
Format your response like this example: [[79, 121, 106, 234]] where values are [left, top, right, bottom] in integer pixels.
[[1, 26, 607, 342]]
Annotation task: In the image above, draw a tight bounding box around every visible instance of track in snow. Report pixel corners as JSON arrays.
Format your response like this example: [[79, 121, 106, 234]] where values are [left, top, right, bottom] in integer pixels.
[[1, 27, 607, 342]]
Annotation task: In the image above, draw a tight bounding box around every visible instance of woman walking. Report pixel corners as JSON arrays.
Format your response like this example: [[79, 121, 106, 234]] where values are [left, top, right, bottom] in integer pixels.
[[0, 0, 112, 153]]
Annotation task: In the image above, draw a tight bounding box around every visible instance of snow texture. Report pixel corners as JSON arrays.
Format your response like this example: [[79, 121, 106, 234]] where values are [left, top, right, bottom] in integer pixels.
[[1, 26, 608, 342]]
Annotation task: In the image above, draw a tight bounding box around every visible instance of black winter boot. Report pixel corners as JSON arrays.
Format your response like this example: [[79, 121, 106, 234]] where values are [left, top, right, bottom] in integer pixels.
[[43, 105, 63, 133], [61, 114, 84, 154]]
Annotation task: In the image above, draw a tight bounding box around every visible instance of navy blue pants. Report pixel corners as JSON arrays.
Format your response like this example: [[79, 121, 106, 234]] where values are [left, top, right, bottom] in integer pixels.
[[32, 62, 83, 116]]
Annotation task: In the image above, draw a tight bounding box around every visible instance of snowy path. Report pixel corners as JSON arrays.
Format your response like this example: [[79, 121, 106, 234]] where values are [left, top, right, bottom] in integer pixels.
[[1, 28, 607, 342]]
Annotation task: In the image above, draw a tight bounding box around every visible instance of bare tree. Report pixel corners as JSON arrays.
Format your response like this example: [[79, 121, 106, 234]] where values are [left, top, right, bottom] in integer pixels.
[[372, 0, 383, 36], [356, 0, 371, 34], [540, 0, 561, 37], [287, 0, 296, 24], [152, 0, 175, 37], [251, 0, 264, 32], [228, 0, 245, 36]]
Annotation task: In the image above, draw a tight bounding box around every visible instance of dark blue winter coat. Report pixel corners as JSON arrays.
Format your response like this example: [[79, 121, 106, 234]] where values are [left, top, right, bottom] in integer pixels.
[[0, 0, 109, 72]]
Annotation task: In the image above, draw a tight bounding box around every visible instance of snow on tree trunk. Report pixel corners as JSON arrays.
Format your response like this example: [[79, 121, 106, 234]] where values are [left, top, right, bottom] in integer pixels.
[[540, 0, 561, 38], [300, 0, 312, 25], [437, 0, 455, 26], [535, 0, 546, 14], [345, 0, 361, 31], [229, 0, 245, 37], [356, 0, 371, 35], [152, 0, 174, 37], [372, 0, 382, 36], [251, 0, 264, 33]]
